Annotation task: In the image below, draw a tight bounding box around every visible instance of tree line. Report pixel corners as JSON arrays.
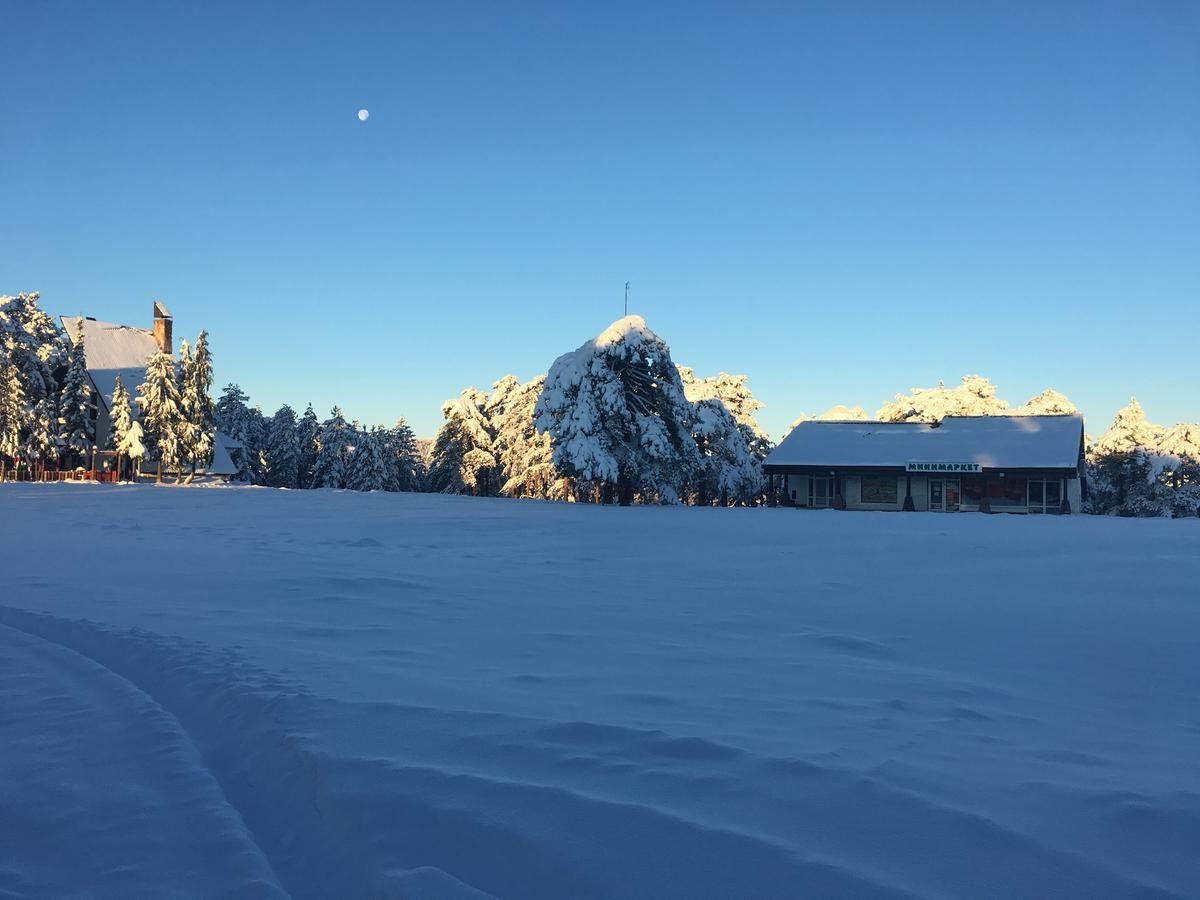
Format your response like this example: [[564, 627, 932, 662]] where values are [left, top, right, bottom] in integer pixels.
[[4, 291, 1198, 515]]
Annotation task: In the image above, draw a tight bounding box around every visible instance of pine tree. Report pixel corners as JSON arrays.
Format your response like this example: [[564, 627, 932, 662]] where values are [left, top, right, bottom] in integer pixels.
[[263, 405, 300, 488], [295, 403, 320, 488], [311, 407, 350, 489], [214, 383, 252, 441], [428, 388, 497, 495], [346, 426, 389, 492], [1, 293, 67, 474], [107, 375, 143, 479], [488, 375, 567, 500], [535, 316, 701, 504], [57, 319, 95, 467], [383, 417, 422, 492], [238, 408, 269, 485], [689, 397, 764, 506], [175, 340, 199, 478], [177, 331, 215, 482], [0, 347, 28, 470], [137, 350, 183, 483]]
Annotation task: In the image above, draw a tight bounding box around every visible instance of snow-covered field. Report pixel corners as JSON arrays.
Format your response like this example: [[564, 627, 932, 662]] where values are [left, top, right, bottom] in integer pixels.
[[1, 485, 1197, 899]]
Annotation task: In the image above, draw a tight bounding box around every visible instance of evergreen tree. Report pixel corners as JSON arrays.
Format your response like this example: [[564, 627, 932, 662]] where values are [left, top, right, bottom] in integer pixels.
[[428, 388, 497, 495], [107, 374, 144, 479], [1, 293, 66, 472], [58, 319, 95, 466], [535, 316, 701, 504], [175, 340, 199, 478], [489, 375, 567, 500], [689, 397, 764, 506], [311, 407, 350, 489], [214, 383, 252, 441], [0, 348, 28, 468], [238, 408, 269, 485], [178, 331, 215, 482], [295, 403, 320, 488], [263, 405, 300, 488], [136, 350, 183, 483], [346, 426, 389, 492], [383, 417, 422, 492]]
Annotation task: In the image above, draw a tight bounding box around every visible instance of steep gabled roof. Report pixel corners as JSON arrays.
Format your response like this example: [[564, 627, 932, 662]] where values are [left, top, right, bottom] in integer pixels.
[[765, 415, 1084, 471], [61, 316, 159, 412]]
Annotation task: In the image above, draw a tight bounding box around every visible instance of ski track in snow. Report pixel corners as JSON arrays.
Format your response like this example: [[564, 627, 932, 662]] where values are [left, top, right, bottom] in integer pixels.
[[1, 484, 1199, 899]]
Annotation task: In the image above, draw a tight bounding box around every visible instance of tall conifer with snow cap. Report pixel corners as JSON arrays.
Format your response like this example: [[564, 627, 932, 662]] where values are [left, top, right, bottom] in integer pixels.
[[58, 319, 95, 466], [178, 331, 215, 481], [264, 405, 300, 488], [312, 407, 350, 489], [296, 403, 320, 488], [215, 383, 252, 441], [108, 374, 143, 479], [137, 350, 183, 483], [428, 388, 497, 495], [347, 426, 389, 492], [689, 398, 764, 506], [384, 417, 422, 492], [535, 316, 701, 504]]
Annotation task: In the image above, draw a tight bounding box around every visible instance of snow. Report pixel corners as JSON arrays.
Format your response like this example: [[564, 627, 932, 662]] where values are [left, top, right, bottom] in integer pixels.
[[1, 485, 1198, 899], [768, 415, 1084, 471], [60, 316, 159, 412]]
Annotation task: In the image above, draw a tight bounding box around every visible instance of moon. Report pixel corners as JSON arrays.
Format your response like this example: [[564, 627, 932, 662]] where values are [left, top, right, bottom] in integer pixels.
[[357, 108, 369, 122]]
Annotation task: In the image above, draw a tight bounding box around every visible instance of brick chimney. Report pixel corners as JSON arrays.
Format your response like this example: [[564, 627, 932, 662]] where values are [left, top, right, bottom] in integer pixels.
[[152, 301, 173, 354]]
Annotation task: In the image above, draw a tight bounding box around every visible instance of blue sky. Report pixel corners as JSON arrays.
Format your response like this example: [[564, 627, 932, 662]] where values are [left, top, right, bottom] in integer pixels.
[[2, 1, 1197, 438]]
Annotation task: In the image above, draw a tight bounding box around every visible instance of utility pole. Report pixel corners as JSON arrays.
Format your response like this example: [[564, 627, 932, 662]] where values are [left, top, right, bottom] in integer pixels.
[[624, 281, 630, 317]]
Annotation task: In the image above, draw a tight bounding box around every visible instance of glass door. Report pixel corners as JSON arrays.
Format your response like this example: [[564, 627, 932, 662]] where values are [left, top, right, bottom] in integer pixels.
[[944, 478, 960, 511], [809, 476, 831, 508], [929, 478, 960, 512]]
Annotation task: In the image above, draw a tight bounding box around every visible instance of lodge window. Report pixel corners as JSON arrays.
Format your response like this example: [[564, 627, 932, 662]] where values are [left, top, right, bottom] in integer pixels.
[[860, 475, 898, 505], [1028, 479, 1062, 514]]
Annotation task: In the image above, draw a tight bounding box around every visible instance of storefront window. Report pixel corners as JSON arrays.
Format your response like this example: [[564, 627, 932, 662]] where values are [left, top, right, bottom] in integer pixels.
[[861, 475, 898, 505], [959, 476, 1028, 507], [1028, 479, 1062, 514]]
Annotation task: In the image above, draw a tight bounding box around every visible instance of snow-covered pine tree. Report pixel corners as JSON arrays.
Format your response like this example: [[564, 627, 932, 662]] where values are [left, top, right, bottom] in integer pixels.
[[175, 340, 200, 479], [346, 425, 389, 492], [214, 383, 252, 441], [383, 417, 422, 492], [688, 397, 764, 506], [295, 403, 320, 488], [428, 388, 498, 495], [0, 349, 26, 474], [1, 293, 67, 475], [535, 316, 701, 504], [263, 405, 300, 488], [488, 375, 567, 499], [57, 319, 95, 468], [178, 331, 215, 482], [311, 407, 350, 489], [136, 350, 183, 483], [876, 375, 1010, 423], [678, 368, 773, 461], [1014, 389, 1079, 416], [107, 374, 142, 479], [238, 408, 269, 485]]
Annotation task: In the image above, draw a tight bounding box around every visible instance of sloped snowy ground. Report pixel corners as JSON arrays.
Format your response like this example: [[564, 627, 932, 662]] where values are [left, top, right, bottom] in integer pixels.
[[0, 485, 1197, 899]]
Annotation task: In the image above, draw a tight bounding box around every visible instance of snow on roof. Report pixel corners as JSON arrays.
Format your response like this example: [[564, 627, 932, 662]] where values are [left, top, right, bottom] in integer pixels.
[[62, 316, 160, 412], [196, 431, 241, 477], [154, 301, 172, 319], [765, 415, 1084, 471]]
